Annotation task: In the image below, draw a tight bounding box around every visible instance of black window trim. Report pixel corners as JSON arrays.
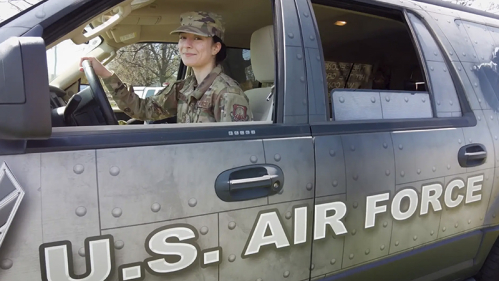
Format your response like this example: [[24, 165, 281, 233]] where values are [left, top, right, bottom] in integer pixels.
[[308, 1, 476, 136]]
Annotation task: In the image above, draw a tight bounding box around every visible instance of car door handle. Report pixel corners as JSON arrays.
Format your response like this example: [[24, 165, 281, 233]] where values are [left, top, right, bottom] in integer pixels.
[[458, 144, 487, 167], [215, 164, 284, 202]]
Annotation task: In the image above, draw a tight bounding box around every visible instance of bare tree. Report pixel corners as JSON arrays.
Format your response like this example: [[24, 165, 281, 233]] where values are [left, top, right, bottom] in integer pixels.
[[107, 43, 180, 87]]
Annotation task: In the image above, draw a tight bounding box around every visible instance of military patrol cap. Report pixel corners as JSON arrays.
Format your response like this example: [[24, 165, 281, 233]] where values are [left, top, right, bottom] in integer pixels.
[[170, 11, 225, 41]]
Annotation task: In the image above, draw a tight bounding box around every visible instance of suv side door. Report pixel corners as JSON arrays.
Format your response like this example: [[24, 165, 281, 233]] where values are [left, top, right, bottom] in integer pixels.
[[297, 0, 496, 280]]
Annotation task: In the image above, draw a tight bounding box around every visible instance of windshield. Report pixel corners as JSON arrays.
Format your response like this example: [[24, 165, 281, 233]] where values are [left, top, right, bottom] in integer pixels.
[[0, 0, 45, 25]]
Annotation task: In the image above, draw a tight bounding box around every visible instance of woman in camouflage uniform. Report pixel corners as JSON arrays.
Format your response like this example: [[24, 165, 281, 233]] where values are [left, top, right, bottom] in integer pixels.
[[80, 11, 253, 123]]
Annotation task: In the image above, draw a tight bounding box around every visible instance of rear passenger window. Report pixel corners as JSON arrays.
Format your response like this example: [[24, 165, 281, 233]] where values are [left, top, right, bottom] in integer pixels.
[[310, 3, 463, 121]]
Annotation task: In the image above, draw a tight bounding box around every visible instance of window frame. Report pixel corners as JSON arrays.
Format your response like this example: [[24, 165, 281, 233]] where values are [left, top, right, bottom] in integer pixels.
[[23, 0, 312, 154], [306, 0, 476, 136]]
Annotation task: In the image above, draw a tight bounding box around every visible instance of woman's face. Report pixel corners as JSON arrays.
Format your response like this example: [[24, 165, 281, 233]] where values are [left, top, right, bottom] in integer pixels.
[[178, 33, 220, 68]]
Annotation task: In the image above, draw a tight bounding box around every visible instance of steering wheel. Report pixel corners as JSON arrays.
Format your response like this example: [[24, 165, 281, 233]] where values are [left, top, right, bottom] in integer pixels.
[[81, 60, 119, 125]]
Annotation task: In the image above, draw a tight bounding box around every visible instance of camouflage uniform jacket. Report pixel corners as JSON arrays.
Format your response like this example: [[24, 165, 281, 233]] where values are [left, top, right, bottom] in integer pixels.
[[102, 65, 253, 123]]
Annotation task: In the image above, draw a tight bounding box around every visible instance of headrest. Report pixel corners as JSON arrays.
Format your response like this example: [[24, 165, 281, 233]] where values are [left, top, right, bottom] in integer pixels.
[[250, 25, 275, 83]]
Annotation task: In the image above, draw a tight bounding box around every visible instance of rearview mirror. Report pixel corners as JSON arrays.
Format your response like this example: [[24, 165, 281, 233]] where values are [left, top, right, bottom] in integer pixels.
[[0, 37, 51, 140]]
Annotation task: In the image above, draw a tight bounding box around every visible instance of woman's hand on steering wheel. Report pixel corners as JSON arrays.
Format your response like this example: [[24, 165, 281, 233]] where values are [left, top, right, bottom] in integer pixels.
[[79, 57, 113, 79]]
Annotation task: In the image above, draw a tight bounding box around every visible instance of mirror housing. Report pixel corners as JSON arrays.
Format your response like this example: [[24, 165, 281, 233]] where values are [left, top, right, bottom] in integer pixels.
[[0, 37, 51, 140]]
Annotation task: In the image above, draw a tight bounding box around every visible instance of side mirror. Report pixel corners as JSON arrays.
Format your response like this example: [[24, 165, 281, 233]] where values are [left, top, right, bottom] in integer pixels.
[[0, 37, 51, 139]]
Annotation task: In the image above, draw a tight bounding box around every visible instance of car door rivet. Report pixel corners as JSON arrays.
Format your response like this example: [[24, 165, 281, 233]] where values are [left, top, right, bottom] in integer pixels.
[[383, 222, 388, 228], [339, 97, 345, 103], [200, 226, 209, 235], [385, 96, 390, 102], [432, 167, 436, 172], [469, 139, 473, 144], [458, 139, 462, 144], [151, 203, 161, 212], [350, 145, 355, 151], [310, 35, 315, 41], [78, 247, 85, 257], [75, 206, 87, 217], [475, 83, 479, 88], [400, 171, 405, 177], [430, 67, 434, 71], [468, 220, 472, 224], [73, 165, 84, 174], [422, 98, 426, 103], [300, 77, 305, 83], [297, 54, 303, 60], [332, 181, 338, 187], [442, 227, 446, 232], [491, 115, 495, 120], [404, 97, 409, 103], [317, 55, 320, 61], [353, 202, 358, 208], [112, 208, 122, 218], [383, 143, 388, 149], [371, 97, 376, 103], [257, 279, 263, 281], [437, 101, 441, 105], [310, 264, 315, 270], [285, 211, 292, 219], [480, 217, 484, 221], [188, 198, 197, 207], [110, 167, 120, 176], [365, 249, 370, 255], [250, 156, 258, 163], [353, 175, 359, 180], [478, 116, 481, 121], [114, 240, 125, 250], [352, 229, 357, 235], [330, 259, 336, 265], [274, 154, 281, 161], [454, 223, 459, 228], [449, 100, 453, 105], [306, 183, 313, 191], [430, 230, 434, 236], [349, 254, 354, 260], [304, 12, 309, 17], [450, 51, 454, 55], [329, 150, 336, 157], [228, 255, 236, 262], [228, 222, 236, 230], [457, 66, 461, 70], [417, 169, 421, 175], [380, 245, 385, 250], [385, 170, 390, 176], [395, 241, 400, 246], [434, 52, 438, 56], [288, 33, 294, 38], [283, 271, 290, 278], [413, 236, 418, 241], [0, 259, 13, 270]]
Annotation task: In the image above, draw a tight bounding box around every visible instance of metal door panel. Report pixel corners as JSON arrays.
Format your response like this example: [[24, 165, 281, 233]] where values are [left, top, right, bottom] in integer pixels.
[[0, 154, 41, 281], [460, 62, 499, 112], [486, 167, 499, 225], [265, 137, 315, 204], [462, 110, 495, 172], [314, 136, 346, 197], [97, 141, 267, 229], [487, 25, 499, 46], [392, 129, 466, 185], [306, 48, 328, 122], [483, 109, 499, 168], [426, 61, 462, 116], [379, 91, 433, 119], [389, 178, 444, 255], [423, 12, 478, 63], [284, 46, 309, 122], [407, 12, 445, 63], [332, 91, 383, 121], [452, 62, 481, 110], [311, 195, 346, 277], [419, 2, 460, 16], [438, 169, 494, 238], [375, 0, 423, 10], [458, 20, 496, 63], [41, 150, 100, 275], [102, 214, 218, 281], [218, 199, 313, 281], [341, 133, 394, 268]]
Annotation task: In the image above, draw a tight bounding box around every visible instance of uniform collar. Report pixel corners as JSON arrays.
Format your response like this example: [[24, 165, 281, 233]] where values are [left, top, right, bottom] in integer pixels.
[[190, 64, 223, 100]]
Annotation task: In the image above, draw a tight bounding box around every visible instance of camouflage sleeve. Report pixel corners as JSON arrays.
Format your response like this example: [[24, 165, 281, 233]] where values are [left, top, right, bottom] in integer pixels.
[[213, 86, 253, 122], [102, 73, 179, 121]]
